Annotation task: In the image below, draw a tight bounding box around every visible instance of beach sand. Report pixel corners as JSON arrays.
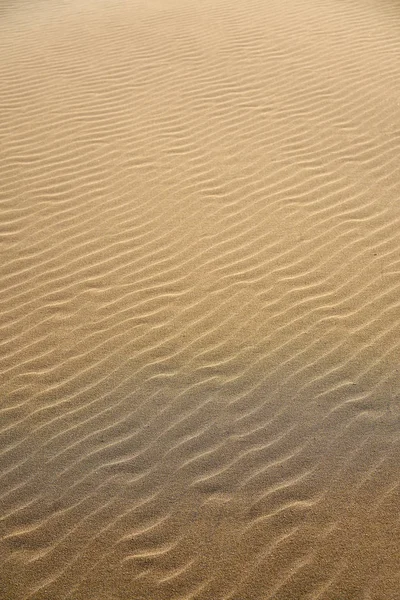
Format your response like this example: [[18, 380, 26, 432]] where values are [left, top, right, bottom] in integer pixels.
[[1, 0, 400, 598]]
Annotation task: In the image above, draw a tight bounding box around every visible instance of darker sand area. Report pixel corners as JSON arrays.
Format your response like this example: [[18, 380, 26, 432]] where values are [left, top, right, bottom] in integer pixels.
[[0, 0, 400, 598]]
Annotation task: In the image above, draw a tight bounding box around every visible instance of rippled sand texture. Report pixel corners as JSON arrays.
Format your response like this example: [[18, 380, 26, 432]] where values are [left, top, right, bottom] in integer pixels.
[[1, 0, 400, 598]]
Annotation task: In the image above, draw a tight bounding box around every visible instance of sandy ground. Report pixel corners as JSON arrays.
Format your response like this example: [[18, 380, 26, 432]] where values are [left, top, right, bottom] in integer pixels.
[[1, 0, 400, 598]]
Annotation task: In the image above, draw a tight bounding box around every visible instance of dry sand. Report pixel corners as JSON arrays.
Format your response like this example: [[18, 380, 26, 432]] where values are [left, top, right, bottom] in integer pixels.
[[1, 0, 400, 598]]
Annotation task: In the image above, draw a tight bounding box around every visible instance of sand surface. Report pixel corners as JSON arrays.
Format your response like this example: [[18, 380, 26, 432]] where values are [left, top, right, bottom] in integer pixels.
[[1, 0, 400, 598]]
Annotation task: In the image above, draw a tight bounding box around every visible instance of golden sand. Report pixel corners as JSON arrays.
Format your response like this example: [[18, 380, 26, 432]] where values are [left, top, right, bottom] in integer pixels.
[[1, 0, 399, 598]]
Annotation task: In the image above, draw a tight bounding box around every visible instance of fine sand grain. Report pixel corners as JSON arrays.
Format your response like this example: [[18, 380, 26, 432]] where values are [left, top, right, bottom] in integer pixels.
[[1, 0, 400, 598]]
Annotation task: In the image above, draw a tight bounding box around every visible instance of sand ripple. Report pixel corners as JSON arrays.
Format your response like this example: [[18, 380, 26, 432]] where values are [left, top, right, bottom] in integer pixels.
[[1, 0, 400, 598]]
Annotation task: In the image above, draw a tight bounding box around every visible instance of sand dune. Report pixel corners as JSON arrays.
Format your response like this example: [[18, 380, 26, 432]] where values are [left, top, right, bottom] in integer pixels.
[[1, 0, 400, 598]]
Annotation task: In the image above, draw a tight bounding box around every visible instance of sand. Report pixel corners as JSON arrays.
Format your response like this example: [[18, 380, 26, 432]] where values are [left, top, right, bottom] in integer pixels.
[[0, 0, 400, 598]]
